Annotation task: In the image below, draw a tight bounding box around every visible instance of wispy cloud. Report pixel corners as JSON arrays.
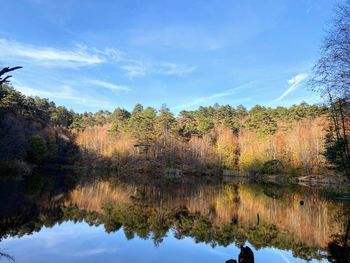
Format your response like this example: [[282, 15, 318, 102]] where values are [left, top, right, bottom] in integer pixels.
[[0, 39, 107, 67], [120, 61, 196, 78], [120, 61, 148, 77], [156, 62, 197, 76], [275, 73, 308, 101], [0, 38, 196, 77], [84, 79, 131, 92], [171, 82, 252, 111]]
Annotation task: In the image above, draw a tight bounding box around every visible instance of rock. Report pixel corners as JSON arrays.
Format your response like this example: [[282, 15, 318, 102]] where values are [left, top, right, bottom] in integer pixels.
[[225, 260, 237, 263]]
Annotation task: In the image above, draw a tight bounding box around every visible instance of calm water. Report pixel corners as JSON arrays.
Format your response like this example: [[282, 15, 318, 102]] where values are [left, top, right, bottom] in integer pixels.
[[0, 171, 349, 263]]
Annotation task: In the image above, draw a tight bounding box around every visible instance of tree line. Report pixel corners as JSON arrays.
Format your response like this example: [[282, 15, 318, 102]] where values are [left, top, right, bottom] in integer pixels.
[[0, 80, 343, 177]]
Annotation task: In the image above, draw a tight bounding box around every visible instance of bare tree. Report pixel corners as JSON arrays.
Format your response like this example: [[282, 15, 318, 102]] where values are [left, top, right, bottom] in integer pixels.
[[309, 0, 350, 177]]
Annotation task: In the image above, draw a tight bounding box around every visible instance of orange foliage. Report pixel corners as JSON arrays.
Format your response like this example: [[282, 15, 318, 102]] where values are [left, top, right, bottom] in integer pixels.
[[74, 124, 135, 158], [74, 117, 330, 174], [239, 117, 328, 173]]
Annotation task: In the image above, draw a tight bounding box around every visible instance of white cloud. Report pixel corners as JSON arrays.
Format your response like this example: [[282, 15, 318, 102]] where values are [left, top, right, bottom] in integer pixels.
[[120, 61, 148, 77], [120, 60, 196, 78], [0, 39, 106, 67], [84, 79, 131, 92], [156, 62, 197, 75], [276, 73, 308, 101], [0, 38, 196, 77]]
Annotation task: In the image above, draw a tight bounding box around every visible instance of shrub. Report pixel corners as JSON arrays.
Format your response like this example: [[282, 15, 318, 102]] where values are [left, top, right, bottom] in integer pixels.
[[286, 167, 306, 177], [239, 158, 263, 174], [260, 159, 284, 175]]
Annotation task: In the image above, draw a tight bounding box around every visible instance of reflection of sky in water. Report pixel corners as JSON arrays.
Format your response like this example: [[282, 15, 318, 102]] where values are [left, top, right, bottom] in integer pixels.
[[1, 221, 328, 263]]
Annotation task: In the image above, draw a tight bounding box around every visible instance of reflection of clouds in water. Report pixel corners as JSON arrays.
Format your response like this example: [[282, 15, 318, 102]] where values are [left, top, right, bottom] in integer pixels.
[[2, 221, 104, 249], [274, 250, 292, 263], [37, 222, 103, 248], [175, 232, 235, 259], [73, 247, 119, 257], [193, 243, 232, 259]]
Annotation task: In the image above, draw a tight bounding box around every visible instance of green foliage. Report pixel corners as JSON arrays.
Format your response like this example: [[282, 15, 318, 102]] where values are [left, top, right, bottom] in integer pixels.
[[239, 156, 264, 174], [70, 110, 111, 130], [195, 106, 215, 135], [0, 85, 76, 127], [260, 159, 284, 175], [245, 105, 277, 135], [177, 111, 200, 139], [111, 108, 130, 135], [50, 106, 74, 127], [29, 135, 48, 163], [286, 167, 306, 177], [324, 136, 350, 174], [155, 104, 176, 141], [214, 104, 240, 132], [128, 106, 157, 144]]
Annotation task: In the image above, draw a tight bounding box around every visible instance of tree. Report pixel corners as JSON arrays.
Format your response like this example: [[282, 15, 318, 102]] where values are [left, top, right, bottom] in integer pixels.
[[128, 105, 157, 144], [111, 108, 130, 135], [139, 107, 157, 144], [309, 0, 350, 177], [246, 105, 277, 135], [177, 111, 199, 139], [155, 104, 175, 146], [51, 106, 74, 127], [214, 105, 239, 132], [195, 106, 214, 135]]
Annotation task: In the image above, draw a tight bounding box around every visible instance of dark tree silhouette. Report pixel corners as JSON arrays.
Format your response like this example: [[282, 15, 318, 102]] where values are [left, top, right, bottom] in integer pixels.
[[0, 66, 22, 85]]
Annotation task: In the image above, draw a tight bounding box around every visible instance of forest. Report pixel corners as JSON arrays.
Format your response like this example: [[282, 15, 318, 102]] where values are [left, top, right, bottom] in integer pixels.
[[0, 81, 347, 180]]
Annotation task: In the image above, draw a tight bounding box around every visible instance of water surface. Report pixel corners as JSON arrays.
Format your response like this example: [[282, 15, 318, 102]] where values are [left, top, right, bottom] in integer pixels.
[[0, 171, 349, 262]]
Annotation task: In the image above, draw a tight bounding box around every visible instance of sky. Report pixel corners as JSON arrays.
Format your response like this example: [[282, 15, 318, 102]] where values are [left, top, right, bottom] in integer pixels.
[[2, 222, 323, 263], [0, 0, 340, 113]]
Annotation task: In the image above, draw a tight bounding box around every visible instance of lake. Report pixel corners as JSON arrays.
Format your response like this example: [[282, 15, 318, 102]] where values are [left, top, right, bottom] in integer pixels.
[[0, 170, 349, 262]]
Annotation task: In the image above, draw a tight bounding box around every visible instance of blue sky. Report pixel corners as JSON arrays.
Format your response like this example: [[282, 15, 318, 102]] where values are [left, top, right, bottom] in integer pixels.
[[0, 0, 339, 113], [2, 222, 324, 263]]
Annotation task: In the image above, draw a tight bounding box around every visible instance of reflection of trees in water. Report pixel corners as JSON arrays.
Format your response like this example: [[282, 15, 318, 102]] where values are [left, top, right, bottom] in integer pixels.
[[0, 174, 349, 262], [66, 180, 346, 246]]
